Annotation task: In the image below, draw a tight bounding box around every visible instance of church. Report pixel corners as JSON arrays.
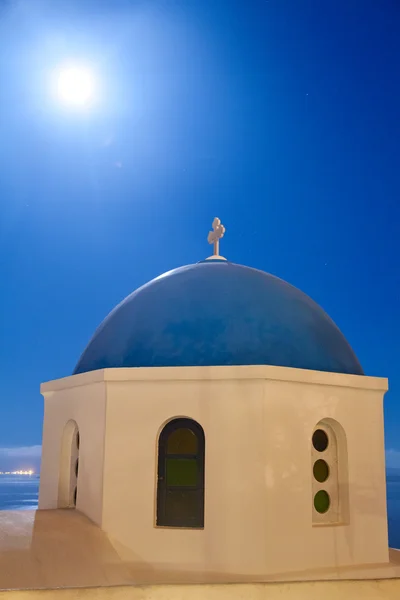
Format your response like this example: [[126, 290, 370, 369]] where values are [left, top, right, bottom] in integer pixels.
[[1, 218, 400, 598]]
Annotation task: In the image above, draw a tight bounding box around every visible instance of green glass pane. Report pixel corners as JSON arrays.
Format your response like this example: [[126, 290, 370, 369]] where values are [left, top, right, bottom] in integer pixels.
[[167, 428, 198, 455], [165, 490, 202, 525], [313, 459, 329, 483], [312, 429, 329, 452], [314, 490, 330, 514], [166, 458, 198, 486]]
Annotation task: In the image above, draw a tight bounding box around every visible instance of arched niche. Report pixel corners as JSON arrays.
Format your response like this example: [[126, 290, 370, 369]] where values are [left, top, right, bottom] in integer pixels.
[[58, 420, 80, 509], [311, 418, 349, 525]]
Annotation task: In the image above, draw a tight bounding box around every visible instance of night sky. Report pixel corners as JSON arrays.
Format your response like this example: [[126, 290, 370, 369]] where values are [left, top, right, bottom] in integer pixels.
[[0, 0, 399, 469]]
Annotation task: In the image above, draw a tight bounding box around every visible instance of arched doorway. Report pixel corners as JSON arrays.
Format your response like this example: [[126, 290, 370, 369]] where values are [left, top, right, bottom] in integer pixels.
[[58, 420, 80, 508]]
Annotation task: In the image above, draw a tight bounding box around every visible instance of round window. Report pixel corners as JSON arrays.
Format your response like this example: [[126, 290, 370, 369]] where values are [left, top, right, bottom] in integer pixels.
[[313, 459, 329, 483], [314, 490, 330, 514], [312, 429, 329, 452]]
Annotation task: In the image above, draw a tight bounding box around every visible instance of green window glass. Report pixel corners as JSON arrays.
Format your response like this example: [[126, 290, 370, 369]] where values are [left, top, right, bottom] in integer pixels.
[[314, 490, 330, 514], [167, 428, 198, 454], [165, 490, 201, 522], [313, 459, 329, 483], [166, 458, 198, 486]]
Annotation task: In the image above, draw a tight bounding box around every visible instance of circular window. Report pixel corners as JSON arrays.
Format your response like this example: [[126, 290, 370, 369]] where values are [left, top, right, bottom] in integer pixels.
[[314, 490, 330, 513], [312, 429, 329, 452], [313, 459, 329, 483]]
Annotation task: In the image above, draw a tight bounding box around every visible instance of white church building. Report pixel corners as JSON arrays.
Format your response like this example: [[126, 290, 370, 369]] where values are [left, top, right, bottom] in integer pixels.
[[1, 219, 400, 598]]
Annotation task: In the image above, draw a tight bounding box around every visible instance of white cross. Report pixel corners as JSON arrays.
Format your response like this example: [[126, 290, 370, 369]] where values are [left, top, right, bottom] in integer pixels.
[[207, 217, 225, 256]]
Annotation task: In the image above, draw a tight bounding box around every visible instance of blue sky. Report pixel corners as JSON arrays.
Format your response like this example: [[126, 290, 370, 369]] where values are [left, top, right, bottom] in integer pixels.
[[0, 0, 399, 467]]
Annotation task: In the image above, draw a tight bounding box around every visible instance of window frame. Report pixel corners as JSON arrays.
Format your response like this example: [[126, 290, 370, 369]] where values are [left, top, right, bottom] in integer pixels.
[[156, 418, 205, 529]]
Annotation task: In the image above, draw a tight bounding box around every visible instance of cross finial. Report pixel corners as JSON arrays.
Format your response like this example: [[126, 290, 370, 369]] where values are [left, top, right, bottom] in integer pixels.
[[207, 217, 225, 257]]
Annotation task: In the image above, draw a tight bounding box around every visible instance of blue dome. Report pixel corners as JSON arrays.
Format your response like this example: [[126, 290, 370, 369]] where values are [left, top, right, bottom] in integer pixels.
[[74, 261, 363, 376]]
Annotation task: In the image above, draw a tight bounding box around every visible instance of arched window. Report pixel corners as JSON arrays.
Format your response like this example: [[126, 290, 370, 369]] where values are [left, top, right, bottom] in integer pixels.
[[58, 420, 80, 509], [311, 419, 349, 524], [157, 418, 205, 528]]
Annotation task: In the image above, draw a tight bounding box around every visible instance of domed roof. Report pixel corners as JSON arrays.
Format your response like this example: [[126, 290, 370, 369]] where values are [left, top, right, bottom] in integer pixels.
[[74, 260, 363, 376]]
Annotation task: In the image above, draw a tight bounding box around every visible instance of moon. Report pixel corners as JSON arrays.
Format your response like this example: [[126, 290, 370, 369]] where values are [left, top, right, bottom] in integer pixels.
[[56, 66, 96, 107]]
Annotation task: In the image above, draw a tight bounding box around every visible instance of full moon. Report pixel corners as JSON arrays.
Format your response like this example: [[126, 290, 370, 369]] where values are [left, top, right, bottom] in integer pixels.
[[56, 66, 95, 106]]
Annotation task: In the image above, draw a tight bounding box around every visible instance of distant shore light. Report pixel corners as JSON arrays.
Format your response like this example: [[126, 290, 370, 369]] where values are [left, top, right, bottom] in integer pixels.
[[0, 470, 34, 475]]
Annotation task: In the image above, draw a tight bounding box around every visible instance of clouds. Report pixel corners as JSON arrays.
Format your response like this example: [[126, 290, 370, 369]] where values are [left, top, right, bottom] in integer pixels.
[[0, 445, 42, 458]]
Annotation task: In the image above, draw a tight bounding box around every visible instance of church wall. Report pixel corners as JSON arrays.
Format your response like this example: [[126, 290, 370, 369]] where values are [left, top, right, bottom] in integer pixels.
[[39, 366, 388, 579], [39, 378, 107, 526], [101, 373, 268, 577], [261, 377, 388, 573], [99, 366, 388, 578]]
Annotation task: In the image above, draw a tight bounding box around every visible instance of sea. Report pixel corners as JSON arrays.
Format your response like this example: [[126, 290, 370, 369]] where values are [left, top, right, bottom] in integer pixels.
[[0, 475, 40, 511], [1, 474, 400, 548]]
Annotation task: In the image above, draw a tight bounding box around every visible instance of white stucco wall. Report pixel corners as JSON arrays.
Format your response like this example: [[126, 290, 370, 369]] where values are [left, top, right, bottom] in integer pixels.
[[102, 374, 267, 576], [39, 365, 389, 579], [39, 374, 107, 526], [258, 375, 388, 573]]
